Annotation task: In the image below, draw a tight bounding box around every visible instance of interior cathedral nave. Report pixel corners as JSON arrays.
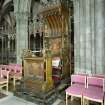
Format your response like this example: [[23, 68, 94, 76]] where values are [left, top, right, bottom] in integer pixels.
[[0, 0, 105, 105]]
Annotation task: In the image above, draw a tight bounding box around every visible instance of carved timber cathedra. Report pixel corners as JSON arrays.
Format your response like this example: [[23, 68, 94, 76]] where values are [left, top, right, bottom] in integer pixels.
[[15, 2, 71, 105]]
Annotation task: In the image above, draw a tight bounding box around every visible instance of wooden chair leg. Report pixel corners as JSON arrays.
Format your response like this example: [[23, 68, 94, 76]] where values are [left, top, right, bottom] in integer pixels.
[[82, 97, 84, 105], [81, 97, 83, 105], [86, 100, 89, 105], [83, 98, 89, 105], [13, 77, 15, 89], [71, 96, 74, 102], [66, 93, 68, 105], [6, 83, 8, 94], [101, 101, 103, 105]]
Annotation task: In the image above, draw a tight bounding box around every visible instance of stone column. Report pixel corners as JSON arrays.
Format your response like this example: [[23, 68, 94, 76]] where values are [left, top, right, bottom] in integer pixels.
[[90, 0, 95, 74], [74, 0, 86, 74], [8, 36, 10, 64], [95, 0, 105, 74], [13, 0, 31, 64], [79, 0, 86, 73], [1, 37, 4, 64], [16, 12, 28, 64], [73, 0, 96, 74], [73, 0, 81, 73], [74, 0, 105, 74], [85, 0, 92, 74]]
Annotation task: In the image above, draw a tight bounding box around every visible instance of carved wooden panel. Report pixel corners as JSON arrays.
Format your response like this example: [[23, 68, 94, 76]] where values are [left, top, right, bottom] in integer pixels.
[[23, 57, 44, 80], [50, 38, 61, 54]]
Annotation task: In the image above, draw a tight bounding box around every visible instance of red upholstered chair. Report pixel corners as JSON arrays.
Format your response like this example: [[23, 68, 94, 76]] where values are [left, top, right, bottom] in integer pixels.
[[83, 76, 104, 105], [0, 69, 9, 94], [9, 64, 22, 89], [13, 64, 22, 88], [65, 74, 86, 105]]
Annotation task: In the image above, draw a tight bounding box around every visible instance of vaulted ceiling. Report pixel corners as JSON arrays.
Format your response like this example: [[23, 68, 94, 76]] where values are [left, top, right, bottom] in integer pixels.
[[0, 0, 14, 25], [0, 0, 72, 35]]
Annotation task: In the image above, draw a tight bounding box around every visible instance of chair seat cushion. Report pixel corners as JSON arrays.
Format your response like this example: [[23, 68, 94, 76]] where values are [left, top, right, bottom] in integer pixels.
[[65, 83, 85, 96], [83, 86, 104, 101]]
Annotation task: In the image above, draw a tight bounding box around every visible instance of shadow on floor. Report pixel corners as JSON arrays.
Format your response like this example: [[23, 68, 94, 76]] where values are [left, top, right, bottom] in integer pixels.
[[58, 98, 100, 105]]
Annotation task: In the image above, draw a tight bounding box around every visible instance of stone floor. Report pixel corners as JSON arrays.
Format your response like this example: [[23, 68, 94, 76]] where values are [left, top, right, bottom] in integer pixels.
[[0, 92, 101, 105], [0, 95, 61, 105], [0, 96, 36, 105], [0, 93, 7, 99], [0, 82, 100, 105], [58, 98, 100, 105], [58, 98, 80, 105]]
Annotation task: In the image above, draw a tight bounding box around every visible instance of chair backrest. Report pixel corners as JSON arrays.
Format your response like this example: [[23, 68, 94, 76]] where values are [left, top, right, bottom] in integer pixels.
[[0, 65, 3, 68], [9, 64, 22, 73], [77, 73, 88, 76], [71, 74, 86, 87], [87, 76, 104, 90], [8, 64, 15, 72], [92, 74, 105, 78], [1, 65, 7, 70], [14, 64, 22, 73], [1, 70, 9, 81]]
